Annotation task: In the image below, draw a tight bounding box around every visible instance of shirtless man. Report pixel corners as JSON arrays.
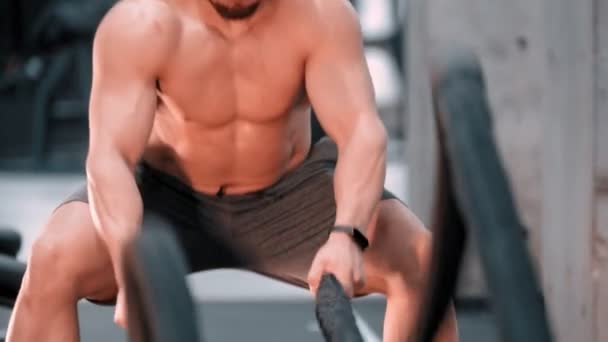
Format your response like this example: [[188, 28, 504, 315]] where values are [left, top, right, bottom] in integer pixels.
[[7, 0, 458, 341]]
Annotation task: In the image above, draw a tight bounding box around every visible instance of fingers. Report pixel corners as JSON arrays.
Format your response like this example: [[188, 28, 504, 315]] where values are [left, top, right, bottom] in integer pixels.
[[310, 265, 355, 297], [307, 257, 326, 296], [309, 260, 365, 297], [336, 256, 365, 297], [353, 268, 366, 293], [114, 289, 128, 329], [308, 242, 366, 298], [336, 272, 355, 298]]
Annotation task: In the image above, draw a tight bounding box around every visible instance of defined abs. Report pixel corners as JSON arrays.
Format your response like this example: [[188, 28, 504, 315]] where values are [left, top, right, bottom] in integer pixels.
[[145, 122, 304, 194]]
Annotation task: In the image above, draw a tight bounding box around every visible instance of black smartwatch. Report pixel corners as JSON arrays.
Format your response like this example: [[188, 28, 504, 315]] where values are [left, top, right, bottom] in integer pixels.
[[331, 225, 369, 251]]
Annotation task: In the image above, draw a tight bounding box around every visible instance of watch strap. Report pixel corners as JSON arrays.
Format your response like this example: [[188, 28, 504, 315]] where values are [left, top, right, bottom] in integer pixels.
[[332, 225, 369, 251]]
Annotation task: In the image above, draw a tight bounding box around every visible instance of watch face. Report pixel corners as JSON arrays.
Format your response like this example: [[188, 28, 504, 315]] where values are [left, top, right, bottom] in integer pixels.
[[332, 226, 368, 250], [352, 229, 369, 250]]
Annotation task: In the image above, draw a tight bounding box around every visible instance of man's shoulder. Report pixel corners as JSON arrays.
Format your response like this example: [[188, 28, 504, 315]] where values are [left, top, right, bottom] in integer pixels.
[[96, 0, 181, 47], [93, 0, 181, 73], [299, 0, 358, 26], [292, 0, 360, 42], [291, 0, 361, 53]]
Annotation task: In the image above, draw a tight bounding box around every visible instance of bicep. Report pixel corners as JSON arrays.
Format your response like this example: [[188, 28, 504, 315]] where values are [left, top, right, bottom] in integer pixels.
[[87, 2, 170, 167], [304, 6, 378, 144], [88, 66, 157, 167]]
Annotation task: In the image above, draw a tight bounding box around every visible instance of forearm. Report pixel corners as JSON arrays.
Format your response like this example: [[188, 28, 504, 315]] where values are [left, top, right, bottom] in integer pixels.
[[333, 124, 387, 233], [86, 154, 143, 285]]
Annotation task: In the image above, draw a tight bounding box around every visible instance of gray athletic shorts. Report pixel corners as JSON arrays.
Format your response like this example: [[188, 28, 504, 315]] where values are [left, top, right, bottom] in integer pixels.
[[59, 137, 402, 300]]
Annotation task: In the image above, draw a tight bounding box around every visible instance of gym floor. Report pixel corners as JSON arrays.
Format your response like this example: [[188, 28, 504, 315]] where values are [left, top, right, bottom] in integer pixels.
[[0, 142, 501, 341]]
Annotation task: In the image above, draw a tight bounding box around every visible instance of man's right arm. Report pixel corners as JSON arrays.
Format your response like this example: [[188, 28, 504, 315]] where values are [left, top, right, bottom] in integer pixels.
[[85, 1, 177, 287]]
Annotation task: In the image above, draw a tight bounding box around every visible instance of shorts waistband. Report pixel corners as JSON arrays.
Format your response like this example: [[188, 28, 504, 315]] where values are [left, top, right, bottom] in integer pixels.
[[137, 162, 278, 204], [136, 137, 338, 205]]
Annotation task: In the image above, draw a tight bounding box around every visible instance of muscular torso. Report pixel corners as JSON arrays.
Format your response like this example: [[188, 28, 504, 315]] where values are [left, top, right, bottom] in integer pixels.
[[142, 0, 313, 194]]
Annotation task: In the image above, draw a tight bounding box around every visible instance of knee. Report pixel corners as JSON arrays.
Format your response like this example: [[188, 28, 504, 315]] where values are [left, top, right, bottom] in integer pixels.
[[368, 201, 434, 290], [393, 228, 433, 287], [412, 227, 433, 268], [25, 230, 80, 297]]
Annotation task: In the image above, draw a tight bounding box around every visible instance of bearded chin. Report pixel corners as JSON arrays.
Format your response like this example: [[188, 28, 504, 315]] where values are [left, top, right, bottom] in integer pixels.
[[209, 1, 261, 20]]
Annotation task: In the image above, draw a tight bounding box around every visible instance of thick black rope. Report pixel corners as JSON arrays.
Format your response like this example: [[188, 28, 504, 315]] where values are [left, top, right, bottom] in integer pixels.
[[415, 50, 553, 342]]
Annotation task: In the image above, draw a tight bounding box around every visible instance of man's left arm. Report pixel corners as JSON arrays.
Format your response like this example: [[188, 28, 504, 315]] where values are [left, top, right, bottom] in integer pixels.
[[305, 2, 387, 235]]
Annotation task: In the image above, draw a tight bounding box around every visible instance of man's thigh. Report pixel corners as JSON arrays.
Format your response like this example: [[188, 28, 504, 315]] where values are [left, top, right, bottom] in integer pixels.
[[58, 173, 244, 277]]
